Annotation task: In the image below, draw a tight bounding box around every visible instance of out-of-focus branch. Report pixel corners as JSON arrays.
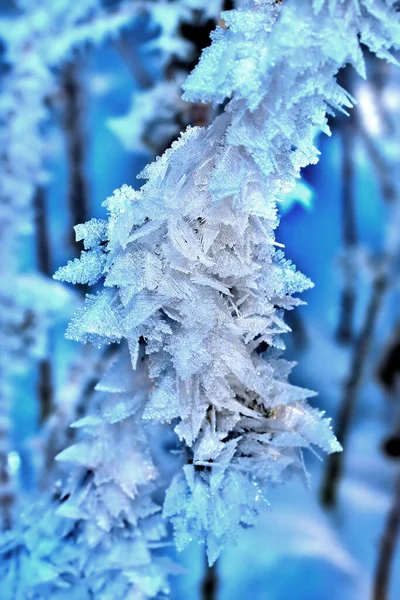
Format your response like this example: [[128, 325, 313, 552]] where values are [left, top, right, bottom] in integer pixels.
[[373, 470, 400, 600], [62, 61, 90, 252], [373, 343, 400, 599], [115, 32, 154, 90], [336, 67, 358, 344], [357, 125, 396, 203], [286, 309, 309, 350], [321, 272, 388, 507], [321, 65, 400, 507], [34, 186, 54, 425]]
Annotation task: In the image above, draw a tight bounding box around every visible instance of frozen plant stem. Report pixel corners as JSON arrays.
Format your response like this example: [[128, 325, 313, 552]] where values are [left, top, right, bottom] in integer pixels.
[[336, 67, 358, 344], [373, 470, 400, 600], [321, 274, 388, 508]]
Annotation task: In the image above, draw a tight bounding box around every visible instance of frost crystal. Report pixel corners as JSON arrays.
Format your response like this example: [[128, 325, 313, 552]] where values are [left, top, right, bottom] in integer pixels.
[[56, 0, 400, 565]]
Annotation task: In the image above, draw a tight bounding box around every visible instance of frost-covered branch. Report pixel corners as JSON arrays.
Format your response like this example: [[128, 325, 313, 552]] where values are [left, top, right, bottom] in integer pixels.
[[3, 0, 400, 594], [56, 0, 400, 565]]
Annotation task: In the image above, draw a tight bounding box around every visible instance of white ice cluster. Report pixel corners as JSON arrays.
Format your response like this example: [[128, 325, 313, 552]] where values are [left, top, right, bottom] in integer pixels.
[[56, 0, 400, 566]]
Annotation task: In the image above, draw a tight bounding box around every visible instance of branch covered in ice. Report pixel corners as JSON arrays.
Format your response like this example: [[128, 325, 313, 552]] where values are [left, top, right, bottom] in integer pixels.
[[56, 0, 400, 565]]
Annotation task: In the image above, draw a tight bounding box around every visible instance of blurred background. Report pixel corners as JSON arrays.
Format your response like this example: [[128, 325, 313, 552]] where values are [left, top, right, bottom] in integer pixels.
[[0, 1, 400, 598]]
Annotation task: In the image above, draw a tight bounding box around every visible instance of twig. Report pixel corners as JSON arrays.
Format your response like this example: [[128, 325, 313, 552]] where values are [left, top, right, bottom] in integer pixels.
[[373, 470, 400, 600]]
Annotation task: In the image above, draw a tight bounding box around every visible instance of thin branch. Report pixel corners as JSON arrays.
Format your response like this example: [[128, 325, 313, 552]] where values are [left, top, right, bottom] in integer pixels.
[[335, 67, 358, 344], [321, 65, 400, 508], [373, 470, 400, 600], [34, 185, 52, 276], [37, 360, 53, 426], [34, 185, 54, 425], [321, 273, 388, 507], [286, 309, 308, 351], [62, 60, 90, 250]]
